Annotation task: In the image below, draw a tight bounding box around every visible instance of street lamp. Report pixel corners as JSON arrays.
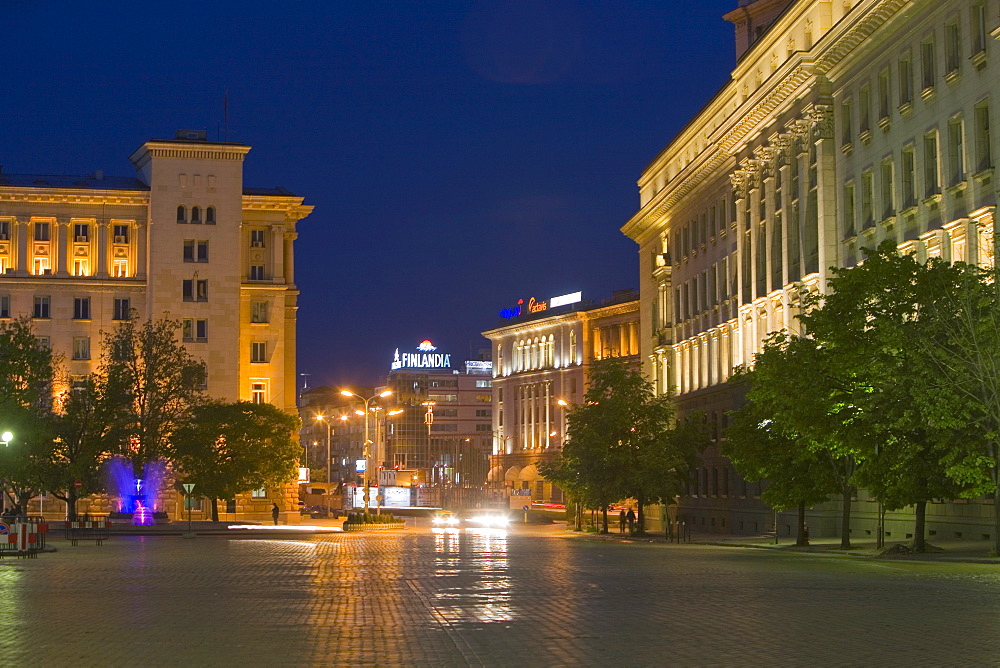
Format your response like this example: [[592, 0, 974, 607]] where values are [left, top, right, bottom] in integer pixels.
[[1, 431, 12, 447], [341, 389, 392, 513]]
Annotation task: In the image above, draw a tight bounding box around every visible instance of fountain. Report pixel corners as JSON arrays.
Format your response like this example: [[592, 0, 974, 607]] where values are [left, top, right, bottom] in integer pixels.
[[106, 458, 168, 525]]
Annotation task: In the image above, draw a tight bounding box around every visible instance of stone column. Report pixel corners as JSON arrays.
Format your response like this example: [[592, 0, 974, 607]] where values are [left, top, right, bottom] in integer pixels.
[[272, 225, 286, 282], [15, 219, 28, 276], [56, 221, 70, 277], [96, 222, 109, 278], [135, 222, 147, 280], [283, 230, 297, 285], [810, 103, 839, 293]]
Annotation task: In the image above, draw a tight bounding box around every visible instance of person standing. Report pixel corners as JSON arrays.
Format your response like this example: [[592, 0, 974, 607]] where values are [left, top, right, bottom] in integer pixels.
[[271, 503, 280, 525], [626, 507, 636, 533], [619, 509, 627, 534]]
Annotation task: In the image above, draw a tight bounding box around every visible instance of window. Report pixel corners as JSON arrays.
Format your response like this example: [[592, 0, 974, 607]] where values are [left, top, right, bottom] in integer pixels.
[[901, 147, 916, 208], [430, 423, 458, 432], [250, 230, 266, 248], [972, 2, 987, 56], [251, 341, 267, 363], [840, 97, 852, 143], [475, 380, 492, 388], [880, 159, 894, 220], [206, 206, 216, 224], [182, 279, 208, 302], [475, 409, 492, 417], [36, 336, 50, 349], [34, 222, 50, 241], [113, 298, 130, 321], [73, 258, 89, 277], [191, 206, 201, 224], [476, 424, 492, 432], [0, 295, 9, 318], [182, 319, 208, 342], [843, 183, 856, 237], [945, 20, 961, 74], [475, 394, 491, 403], [0, 220, 9, 240], [74, 223, 89, 242], [878, 68, 891, 120], [113, 224, 129, 244], [924, 132, 940, 196], [72, 337, 90, 360], [177, 206, 187, 223], [948, 117, 966, 184], [975, 100, 992, 172], [251, 487, 266, 498], [898, 54, 912, 107], [251, 382, 266, 404], [183, 240, 209, 263], [921, 38, 936, 91], [112, 259, 128, 277], [859, 85, 871, 135], [250, 301, 269, 323], [249, 265, 266, 281], [33, 296, 50, 319], [861, 170, 874, 228], [73, 297, 91, 320]]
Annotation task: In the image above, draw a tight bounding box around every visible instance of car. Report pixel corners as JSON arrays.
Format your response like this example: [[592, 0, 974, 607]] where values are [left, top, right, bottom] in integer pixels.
[[463, 511, 510, 528], [431, 511, 459, 527], [307, 505, 331, 519]]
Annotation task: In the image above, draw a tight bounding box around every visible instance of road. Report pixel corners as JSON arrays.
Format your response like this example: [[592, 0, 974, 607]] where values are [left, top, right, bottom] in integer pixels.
[[3, 522, 999, 666]]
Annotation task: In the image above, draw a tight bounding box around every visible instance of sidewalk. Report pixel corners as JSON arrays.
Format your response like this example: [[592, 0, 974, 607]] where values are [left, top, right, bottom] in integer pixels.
[[569, 527, 1000, 564]]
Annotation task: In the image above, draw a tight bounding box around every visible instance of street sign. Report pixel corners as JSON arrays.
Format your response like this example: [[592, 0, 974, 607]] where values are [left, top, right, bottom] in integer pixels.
[[182, 483, 195, 494], [522, 505, 529, 512], [0, 522, 8, 535], [74, 480, 82, 489]]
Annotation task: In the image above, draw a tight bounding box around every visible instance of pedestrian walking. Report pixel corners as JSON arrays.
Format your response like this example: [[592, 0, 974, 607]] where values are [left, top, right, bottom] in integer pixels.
[[271, 503, 280, 525], [619, 509, 626, 534], [626, 507, 636, 533]]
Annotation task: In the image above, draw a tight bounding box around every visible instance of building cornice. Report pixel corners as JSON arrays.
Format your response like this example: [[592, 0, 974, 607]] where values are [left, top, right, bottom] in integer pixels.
[[128, 141, 251, 171], [0, 189, 149, 206], [241, 195, 314, 221]]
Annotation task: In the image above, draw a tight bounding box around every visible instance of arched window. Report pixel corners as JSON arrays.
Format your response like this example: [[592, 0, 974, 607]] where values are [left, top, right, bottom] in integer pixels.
[[177, 205, 186, 223], [191, 206, 201, 224], [206, 206, 216, 224]]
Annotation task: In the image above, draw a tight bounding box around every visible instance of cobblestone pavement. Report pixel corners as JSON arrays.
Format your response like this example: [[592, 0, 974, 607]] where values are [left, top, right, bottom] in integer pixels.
[[4, 525, 1000, 666]]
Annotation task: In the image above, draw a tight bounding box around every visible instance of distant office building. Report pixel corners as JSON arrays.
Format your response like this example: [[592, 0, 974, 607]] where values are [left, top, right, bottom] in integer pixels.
[[482, 290, 639, 504], [0, 131, 313, 521]]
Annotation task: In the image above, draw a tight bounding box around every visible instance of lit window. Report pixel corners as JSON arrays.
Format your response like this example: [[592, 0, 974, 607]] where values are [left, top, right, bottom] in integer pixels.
[[251, 487, 266, 498], [33, 257, 50, 275], [250, 301, 269, 323], [73, 297, 91, 320], [73, 258, 89, 277], [113, 259, 128, 277], [72, 337, 90, 360], [251, 382, 266, 404], [33, 296, 50, 319]]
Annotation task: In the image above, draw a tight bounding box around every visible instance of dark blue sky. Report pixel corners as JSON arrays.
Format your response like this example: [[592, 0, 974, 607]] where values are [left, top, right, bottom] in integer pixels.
[[3, 0, 736, 387]]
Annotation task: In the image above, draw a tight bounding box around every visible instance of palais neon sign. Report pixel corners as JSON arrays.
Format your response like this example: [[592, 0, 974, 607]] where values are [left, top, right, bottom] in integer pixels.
[[390, 340, 452, 370], [499, 291, 582, 320]]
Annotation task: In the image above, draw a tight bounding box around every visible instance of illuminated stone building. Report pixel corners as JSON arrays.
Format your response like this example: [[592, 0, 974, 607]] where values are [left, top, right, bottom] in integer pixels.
[[483, 290, 639, 505], [624, 0, 1000, 537], [0, 131, 313, 521]]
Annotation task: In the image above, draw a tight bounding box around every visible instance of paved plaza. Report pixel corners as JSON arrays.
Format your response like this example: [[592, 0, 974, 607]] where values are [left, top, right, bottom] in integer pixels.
[[3, 523, 1000, 666]]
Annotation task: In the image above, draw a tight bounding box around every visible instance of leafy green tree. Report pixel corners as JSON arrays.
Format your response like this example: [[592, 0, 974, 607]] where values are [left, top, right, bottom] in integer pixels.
[[170, 401, 301, 521], [101, 317, 206, 478], [724, 389, 837, 546], [542, 358, 703, 535], [0, 317, 57, 511]]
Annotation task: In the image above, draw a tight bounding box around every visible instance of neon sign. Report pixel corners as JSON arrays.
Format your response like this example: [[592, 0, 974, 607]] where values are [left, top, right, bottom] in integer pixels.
[[499, 291, 582, 319], [391, 341, 453, 370]]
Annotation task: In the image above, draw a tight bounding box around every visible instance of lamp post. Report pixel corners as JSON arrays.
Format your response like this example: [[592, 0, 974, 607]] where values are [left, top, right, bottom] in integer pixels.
[[342, 389, 392, 513]]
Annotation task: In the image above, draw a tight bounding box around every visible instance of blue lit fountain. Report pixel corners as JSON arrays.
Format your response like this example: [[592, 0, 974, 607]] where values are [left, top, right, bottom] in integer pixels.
[[106, 457, 167, 525]]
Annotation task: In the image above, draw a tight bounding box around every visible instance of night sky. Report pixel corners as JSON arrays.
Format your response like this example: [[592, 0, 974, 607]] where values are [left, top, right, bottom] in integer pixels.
[[3, 0, 736, 388]]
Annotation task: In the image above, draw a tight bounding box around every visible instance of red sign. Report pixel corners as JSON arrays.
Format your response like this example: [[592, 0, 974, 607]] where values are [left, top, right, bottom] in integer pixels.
[[74, 480, 82, 489]]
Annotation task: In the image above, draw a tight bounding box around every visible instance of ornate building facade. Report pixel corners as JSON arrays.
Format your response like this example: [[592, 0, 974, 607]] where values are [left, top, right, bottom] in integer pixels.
[[483, 291, 639, 505], [0, 131, 313, 521], [624, 0, 999, 537]]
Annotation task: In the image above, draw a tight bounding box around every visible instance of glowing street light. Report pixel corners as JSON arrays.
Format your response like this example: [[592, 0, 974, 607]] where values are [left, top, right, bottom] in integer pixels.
[[341, 389, 392, 512], [1, 431, 12, 447]]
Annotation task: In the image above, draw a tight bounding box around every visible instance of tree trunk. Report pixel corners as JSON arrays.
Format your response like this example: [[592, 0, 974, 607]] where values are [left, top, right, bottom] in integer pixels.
[[67, 489, 78, 521], [18, 491, 31, 516], [994, 476, 1000, 557], [211, 498, 220, 522], [912, 500, 926, 552], [601, 505, 609, 533], [575, 502, 582, 531], [840, 484, 853, 549], [796, 501, 808, 546], [636, 495, 646, 535]]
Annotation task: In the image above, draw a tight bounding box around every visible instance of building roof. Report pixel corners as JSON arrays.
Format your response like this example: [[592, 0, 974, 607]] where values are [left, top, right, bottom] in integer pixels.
[[0, 173, 149, 191], [0, 173, 296, 197]]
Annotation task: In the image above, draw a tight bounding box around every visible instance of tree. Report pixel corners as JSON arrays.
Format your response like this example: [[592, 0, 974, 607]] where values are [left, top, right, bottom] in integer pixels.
[[724, 389, 837, 546], [0, 317, 58, 512], [101, 317, 206, 478], [170, 401, 301, 521], [541, 359, 703, 535]]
